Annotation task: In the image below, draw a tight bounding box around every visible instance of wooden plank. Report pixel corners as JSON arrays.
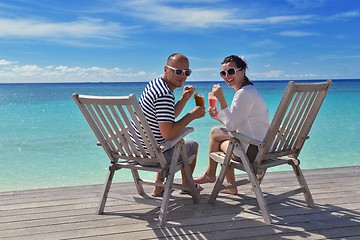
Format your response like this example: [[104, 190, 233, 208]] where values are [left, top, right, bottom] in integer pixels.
[[0, 166, 358, 240]]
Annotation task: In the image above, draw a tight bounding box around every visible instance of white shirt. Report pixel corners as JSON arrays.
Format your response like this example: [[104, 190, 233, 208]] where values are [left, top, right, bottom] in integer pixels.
[[218, 85, 269, 157]]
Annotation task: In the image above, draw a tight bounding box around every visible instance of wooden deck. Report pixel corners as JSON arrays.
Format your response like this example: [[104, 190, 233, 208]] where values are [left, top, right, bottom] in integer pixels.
[[1, 166, 359, 239]]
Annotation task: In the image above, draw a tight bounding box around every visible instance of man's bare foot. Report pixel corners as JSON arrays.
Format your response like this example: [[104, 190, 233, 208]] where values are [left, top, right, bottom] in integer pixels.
[[220, 187, 238, 195], [151, 186, 164, 197], [194, 174, 216, 184], [179, 183, 203, 195]]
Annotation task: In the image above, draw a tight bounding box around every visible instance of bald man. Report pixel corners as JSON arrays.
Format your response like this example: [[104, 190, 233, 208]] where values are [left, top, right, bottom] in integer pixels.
[[138, 53, 205, 197]]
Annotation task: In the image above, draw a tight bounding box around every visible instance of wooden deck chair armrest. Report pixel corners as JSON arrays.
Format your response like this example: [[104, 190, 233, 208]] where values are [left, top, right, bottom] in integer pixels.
[[160, 127, 194, 152], [230, 131, 264, 147]]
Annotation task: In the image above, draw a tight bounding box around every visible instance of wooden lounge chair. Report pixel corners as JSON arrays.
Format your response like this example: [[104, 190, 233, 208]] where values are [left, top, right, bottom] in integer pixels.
[[73, 93, 199, 226], [208, 80, 332, 224]]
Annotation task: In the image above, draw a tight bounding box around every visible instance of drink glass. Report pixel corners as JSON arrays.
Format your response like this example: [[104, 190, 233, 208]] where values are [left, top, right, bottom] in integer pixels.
[[194, 93, 205, 106], [208, 92, 217, 110]]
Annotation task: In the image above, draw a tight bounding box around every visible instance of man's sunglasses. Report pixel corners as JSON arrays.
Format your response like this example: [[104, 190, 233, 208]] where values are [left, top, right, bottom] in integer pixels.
[[220, 67, 242, 77], [167, 65, 192, 77]]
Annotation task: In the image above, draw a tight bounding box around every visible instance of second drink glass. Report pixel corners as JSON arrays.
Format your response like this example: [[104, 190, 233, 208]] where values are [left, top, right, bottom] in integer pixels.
[[208, 92, 217, 110]]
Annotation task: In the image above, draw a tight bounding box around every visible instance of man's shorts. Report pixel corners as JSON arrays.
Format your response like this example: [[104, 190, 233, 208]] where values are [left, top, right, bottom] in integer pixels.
[[163, 139, 197, 164], [141, 139, 197, 167]]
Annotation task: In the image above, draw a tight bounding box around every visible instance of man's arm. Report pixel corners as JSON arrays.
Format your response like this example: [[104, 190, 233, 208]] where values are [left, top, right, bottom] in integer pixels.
[[174, 85, 195, 118], [159, 106, 205, 140]]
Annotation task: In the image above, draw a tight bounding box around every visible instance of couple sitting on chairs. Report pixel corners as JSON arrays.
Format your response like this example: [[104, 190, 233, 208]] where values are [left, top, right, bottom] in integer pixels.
[[73, 52, 331, 226], [136, 53, 269, 197]]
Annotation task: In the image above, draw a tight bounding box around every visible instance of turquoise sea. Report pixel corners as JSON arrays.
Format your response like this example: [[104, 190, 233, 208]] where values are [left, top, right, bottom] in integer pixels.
[[1, 80, 359, 192]]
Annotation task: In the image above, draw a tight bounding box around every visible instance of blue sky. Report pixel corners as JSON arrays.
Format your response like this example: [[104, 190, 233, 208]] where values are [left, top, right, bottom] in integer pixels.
[[0, 0, 359, 83]]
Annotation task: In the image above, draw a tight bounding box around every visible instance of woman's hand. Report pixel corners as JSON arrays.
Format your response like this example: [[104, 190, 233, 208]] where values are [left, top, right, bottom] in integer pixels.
[[208, 107, 220, 121], [212, 84, 228, 110]]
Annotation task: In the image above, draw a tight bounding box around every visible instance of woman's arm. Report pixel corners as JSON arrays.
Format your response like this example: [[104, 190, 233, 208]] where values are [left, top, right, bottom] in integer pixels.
[[218, 89, 253, 131]]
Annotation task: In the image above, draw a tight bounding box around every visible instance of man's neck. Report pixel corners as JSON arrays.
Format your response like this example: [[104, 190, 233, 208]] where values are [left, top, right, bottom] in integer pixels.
[[162, 76, 176, 91]]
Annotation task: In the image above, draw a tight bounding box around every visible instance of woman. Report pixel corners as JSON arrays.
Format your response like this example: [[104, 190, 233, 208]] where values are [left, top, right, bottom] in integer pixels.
[[194, 55, 269, 194]]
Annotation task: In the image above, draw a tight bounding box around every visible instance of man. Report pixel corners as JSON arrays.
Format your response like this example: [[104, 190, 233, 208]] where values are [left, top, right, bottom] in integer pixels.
[[138, 53, 205, 197]]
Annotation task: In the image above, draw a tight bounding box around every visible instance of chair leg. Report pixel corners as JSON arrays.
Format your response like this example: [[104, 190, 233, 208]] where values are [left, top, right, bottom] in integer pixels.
[[158, 175, 174, 226], [247, 172, 272, 224], [208, 159, 228, 203], [97, 165, 116, 214], [131, 169, 145, 195], [239, 150, 272, 224], [208, 140, 235, 204], [158, 143, 181, 226], [292, 164, 315, 208], [257, 169, 267, 184], [181, 141, 199, 204]]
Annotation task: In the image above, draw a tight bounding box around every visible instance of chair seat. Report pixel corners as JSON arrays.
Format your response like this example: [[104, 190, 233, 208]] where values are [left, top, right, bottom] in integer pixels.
[[210, 151, 293, 172]]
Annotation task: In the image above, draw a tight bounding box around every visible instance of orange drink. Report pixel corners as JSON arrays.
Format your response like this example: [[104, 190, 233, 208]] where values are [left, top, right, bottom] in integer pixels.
[[208, 92, 217, 109], [194, 92, 205, 106]]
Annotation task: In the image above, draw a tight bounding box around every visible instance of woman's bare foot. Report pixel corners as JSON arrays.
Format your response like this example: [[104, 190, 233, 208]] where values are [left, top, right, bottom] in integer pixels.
[[194, 174, 216, 184], [220, 187, 238, 195]]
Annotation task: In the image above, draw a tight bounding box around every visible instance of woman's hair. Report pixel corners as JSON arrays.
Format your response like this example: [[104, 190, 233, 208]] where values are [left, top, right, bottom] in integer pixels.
[[221, 55, 253, 85]]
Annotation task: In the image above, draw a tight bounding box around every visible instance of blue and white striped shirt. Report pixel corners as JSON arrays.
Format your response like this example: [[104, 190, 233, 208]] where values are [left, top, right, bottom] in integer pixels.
[[138, 77, 175, 144]]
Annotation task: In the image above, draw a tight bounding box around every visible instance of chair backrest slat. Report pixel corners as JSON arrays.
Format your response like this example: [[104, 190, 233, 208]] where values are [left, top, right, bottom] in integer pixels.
[[73, 94, 167, 167], [281, 91, 312, 150], [107, 104, 140, 157], [258, 80, 332, 165], [271, 90, 302, 152], [95, 104, 125, 155], [289, 91, 316, 149], [125, 104, 158, 158], [83, 102, 122, 159]]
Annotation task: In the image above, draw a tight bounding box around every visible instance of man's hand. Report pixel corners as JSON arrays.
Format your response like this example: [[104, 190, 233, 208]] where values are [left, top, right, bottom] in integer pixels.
[[158, 106, 204, 140], [182, 85, 195, 101], [175, 85, 195, 118], [190, 106, 206, 119]]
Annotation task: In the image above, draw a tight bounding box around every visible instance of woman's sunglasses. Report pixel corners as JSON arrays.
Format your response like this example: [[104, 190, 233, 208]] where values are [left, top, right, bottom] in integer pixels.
[[167, 65, 192, 77], [220, 67, 242, 77]]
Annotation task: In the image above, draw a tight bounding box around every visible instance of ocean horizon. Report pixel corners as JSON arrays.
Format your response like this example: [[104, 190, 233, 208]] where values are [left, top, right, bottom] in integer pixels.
[[1, 79, 359, 192]]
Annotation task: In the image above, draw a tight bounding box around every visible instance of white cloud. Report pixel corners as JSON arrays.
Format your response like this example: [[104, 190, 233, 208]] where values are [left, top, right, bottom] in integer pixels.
[[0, 61, 160, 83], [0, 1, 324, 46], [0, 17, 133, 47], [124, 3, 233, 28], [327, 11, 360, 21], [121, 1, 315, 29], [250, 69, 327, 80], [286, 0, 325, 9], [250, 70, 285, 79], [0, 59, 17, 65], [285, 73, 325, 79], [318, 53, 360, 60], [279, 30, 321, 37], [236, 15, 314, 25]]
